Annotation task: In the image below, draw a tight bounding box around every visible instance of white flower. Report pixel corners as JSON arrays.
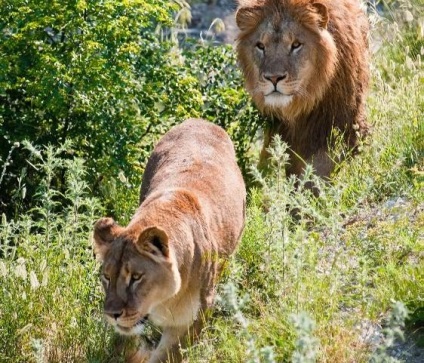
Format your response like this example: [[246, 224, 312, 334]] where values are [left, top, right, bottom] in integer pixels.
[[29, 271, 40, 290], [403, 10, 413, 23], [42, 269, 49, 287], [0, 261, 7, 277], [15, 263, 27, 280]]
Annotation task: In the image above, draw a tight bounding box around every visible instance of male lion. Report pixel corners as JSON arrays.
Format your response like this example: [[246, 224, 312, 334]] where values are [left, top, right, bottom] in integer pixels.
[[235, 0, 369, 177], [93, 119, 246, 363]]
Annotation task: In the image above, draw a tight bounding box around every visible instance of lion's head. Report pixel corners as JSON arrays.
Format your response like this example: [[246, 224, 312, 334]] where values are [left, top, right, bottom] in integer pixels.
[[236, 0, 338, 121], [93, 217, 181, 336]]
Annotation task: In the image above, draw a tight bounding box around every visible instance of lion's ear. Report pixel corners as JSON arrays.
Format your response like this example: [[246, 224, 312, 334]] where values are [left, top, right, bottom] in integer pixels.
[[312, 2, 329, 29], [93, 217, 122, 261], [137, 226, 169, 260], [236, 6, 263, 32]]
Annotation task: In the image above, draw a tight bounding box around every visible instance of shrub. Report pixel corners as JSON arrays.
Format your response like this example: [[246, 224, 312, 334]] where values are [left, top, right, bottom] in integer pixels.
[[0, 0, 261, 222], [0, 0, 177, 218]]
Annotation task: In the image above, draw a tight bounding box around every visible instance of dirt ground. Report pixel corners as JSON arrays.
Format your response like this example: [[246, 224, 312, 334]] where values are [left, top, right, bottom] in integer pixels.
[[189, 0, 238, 43]]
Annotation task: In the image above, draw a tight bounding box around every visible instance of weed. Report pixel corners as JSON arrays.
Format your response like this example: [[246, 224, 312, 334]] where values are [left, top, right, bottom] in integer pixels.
[[369, 301, 409, 363], [290, 312, 319, 363]]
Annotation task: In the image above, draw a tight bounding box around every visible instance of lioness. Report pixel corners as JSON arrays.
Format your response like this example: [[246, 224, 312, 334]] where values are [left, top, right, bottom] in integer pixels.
[[93, 118, 246, 363], [235, 0, 369, 177]]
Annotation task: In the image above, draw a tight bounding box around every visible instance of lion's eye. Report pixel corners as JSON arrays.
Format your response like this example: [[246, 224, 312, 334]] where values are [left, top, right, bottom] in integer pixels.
[[130, 273, 143, 284], [291, 41, 302, 51], [102, 273, 110, 283], [256, 42, 265, 51]]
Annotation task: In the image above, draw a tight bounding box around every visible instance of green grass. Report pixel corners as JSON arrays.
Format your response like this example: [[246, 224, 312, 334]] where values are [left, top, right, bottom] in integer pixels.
[[1, 5, 423, 363]]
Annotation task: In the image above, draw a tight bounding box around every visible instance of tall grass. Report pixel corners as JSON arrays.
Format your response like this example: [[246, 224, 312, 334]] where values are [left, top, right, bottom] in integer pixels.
[[0, 143, 117, 362]]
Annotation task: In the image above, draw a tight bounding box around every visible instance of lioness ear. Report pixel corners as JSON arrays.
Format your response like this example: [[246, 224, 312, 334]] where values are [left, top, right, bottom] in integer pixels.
[[236, 6, 263, 32], [137, 226, 169, 260], [312, 2, 329, 29], [93, 217, 122, 261]]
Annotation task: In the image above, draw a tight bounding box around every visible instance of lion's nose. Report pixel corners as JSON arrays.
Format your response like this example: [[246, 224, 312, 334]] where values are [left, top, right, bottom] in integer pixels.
[[264, 73, 287, 86]]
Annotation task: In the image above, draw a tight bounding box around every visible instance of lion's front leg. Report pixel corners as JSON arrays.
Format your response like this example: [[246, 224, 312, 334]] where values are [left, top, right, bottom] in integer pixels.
[[308, 148, 334, 179], [258, 126, 275, 172]]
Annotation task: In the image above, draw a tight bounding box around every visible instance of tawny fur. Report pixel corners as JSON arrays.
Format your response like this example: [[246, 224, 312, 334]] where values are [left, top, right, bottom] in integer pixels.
[[93, 119, 246, 363], [235, 0, 369, 177]]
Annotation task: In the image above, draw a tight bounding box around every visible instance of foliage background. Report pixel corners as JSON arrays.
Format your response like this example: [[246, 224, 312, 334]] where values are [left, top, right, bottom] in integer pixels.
[[0, 0, 261, 221]]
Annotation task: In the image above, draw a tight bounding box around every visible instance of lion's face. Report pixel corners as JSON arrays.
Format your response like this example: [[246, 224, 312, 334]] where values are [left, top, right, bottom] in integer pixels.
[[247, 20, 318, 108], [93, 218, 181, 336], [236, 0, 338, 120]]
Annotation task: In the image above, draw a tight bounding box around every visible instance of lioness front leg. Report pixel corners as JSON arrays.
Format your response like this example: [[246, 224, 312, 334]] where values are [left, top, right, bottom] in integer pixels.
[[148, 325, 189, 363], [126, 348, 150, 363], [121, 337, 151, 363]]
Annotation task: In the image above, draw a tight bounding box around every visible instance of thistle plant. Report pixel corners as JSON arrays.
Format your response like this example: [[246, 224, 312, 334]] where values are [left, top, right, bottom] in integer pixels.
[[290, 312, 320, 363], [217, 282, 276, 363], [369, 301, 409, 363]]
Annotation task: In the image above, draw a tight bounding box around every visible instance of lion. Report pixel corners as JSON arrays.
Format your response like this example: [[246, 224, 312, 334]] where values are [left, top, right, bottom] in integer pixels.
[[235, 0, 370, 177], [93, 118, 246, 363]]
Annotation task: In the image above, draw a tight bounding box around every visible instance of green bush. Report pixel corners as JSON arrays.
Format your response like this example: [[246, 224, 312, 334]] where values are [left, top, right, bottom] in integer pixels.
[[0, 0, 261, 222], [0, 0, 173, 218], [182, 43, 262, 181]]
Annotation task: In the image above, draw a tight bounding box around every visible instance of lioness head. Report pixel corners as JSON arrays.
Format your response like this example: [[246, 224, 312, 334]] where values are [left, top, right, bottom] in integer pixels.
[[236, 0, 338, 121], [93, 217, 181, 336]]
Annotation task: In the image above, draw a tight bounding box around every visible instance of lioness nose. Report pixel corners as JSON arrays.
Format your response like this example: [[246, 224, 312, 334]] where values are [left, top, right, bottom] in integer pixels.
[[105, 309, 123, 320], [264, 73, 287, 86]]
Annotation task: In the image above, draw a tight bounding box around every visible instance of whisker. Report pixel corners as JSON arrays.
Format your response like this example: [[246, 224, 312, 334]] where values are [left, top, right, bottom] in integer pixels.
[[295, 84, 308, 98], [251, 85, 265, 95]]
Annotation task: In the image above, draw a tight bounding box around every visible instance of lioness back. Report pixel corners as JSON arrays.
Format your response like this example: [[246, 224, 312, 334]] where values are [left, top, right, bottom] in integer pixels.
[[140, 118, 246, 255], [93, 118, 246, 363]]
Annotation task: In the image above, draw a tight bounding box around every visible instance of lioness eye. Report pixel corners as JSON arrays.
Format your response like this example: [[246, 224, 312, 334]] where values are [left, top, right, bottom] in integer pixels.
[[130, 274, 143, 283], [256, 42, 265, 51], [291, 41, 302, 51]]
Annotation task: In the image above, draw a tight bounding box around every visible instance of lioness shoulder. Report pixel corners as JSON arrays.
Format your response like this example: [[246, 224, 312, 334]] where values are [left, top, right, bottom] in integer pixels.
[[236, 0, 370, 177], [93, 118, 246, 363]]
